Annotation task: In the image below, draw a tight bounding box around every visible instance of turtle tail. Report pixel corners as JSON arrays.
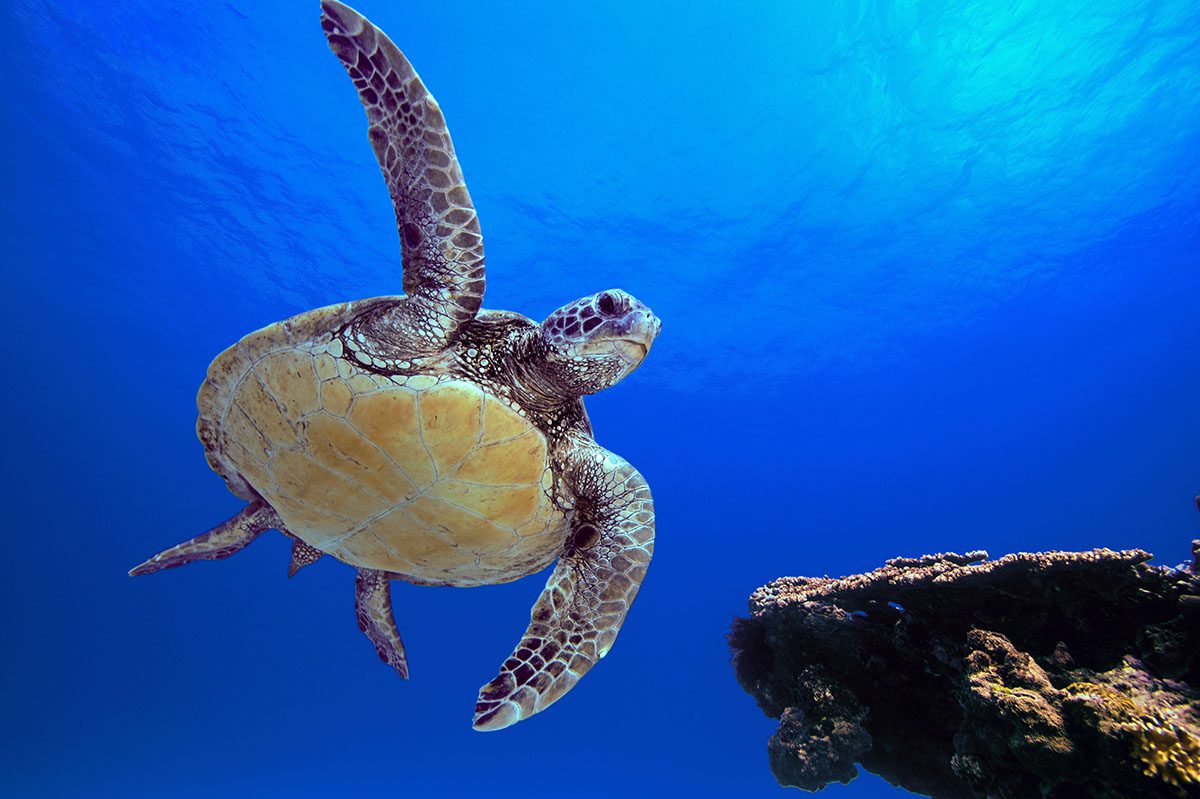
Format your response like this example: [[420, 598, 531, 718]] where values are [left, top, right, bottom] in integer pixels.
[[128, 501, 280, 576]]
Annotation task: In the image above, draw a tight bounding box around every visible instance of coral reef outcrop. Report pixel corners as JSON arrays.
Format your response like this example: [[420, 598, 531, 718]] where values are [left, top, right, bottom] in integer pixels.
[[730, 536, 1200, 798]]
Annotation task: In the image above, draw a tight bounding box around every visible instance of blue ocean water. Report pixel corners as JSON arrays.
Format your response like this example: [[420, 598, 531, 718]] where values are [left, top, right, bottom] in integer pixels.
[[3, 0, 1198, 796]]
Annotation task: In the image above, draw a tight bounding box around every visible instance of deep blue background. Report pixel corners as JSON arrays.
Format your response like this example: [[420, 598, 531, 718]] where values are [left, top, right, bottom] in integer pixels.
[[3, 1, 1198, 797]]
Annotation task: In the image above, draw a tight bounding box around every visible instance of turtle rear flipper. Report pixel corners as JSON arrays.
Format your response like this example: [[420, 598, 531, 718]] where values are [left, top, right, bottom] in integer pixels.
[[129, 501, 280, 576], [355, 569, 410, 680], [286, 535, 325, 578]]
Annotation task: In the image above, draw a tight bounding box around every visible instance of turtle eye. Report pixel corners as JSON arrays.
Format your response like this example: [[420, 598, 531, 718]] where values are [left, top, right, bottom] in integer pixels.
[[597, 292, 617, 316]]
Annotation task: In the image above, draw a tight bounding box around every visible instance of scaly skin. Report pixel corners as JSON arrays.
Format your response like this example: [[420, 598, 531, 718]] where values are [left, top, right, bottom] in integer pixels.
[[321, 0, 484, 354], [356, 569, 410, 680], [473, 440, 655, 731], [287, 536, 325, 578], [129, 502, 279, 576]]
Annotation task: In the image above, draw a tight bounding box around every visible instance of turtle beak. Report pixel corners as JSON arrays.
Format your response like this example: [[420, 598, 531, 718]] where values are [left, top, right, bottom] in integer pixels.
[[630, 309, 661, 346], [611, 309, 660, 366]]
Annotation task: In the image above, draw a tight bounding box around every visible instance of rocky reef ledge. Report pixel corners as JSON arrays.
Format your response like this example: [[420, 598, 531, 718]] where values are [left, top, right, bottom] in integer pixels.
[[730, 538, 1200, 798]]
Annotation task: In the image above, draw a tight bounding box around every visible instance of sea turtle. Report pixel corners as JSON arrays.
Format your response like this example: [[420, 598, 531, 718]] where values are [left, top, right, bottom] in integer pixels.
[[130, 0, 659, 732]]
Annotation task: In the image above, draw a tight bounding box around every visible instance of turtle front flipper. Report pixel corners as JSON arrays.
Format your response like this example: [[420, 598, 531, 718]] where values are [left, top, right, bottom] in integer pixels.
[[321, 1, 485, 351], [473, 446, 655, 731], [129, 501, 280, 576], [356, 569, 410, 680]]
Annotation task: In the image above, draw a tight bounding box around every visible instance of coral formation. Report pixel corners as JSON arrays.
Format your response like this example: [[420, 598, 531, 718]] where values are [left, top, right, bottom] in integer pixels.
[[730, 534, 1200, 798], [1129, 708, 1200, 791]]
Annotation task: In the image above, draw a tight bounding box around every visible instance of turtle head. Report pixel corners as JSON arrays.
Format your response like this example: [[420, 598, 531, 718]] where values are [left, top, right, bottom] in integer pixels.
[[538, 289, 661, 396]]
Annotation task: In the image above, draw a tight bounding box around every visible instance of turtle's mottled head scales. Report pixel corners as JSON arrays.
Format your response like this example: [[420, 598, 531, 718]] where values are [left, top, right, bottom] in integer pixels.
[[539, 289, 661, 396]]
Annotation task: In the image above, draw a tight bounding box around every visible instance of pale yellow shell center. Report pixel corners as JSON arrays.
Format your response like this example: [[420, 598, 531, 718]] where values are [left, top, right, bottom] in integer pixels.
[[215, 345, 563, 584]]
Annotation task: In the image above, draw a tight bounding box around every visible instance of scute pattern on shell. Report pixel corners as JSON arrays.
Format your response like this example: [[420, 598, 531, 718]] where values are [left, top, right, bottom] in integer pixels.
[[197, 297, 395, 500], [216, 340, 565, 587]]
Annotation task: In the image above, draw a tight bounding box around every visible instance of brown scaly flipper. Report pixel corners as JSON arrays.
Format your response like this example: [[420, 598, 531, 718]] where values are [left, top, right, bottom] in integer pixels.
[[473, 445, 655, 731], [129, 501, 280, 576], [356, 569, 410, 680], [320, 0, 485, 351]]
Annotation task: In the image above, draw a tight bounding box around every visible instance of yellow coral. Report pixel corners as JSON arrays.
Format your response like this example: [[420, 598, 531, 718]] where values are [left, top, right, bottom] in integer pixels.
[[1063, 681, 1139, 717], [1065, 683, 1200, 789], [1127, 709, 1200, 789]]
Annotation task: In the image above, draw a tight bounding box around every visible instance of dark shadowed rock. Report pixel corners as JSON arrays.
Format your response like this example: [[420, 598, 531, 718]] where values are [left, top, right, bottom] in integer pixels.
[[730, 539, 1200, 798]]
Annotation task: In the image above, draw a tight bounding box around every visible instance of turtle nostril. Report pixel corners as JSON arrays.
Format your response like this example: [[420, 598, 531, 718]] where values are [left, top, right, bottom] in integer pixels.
[[597, 292, 617, 316]]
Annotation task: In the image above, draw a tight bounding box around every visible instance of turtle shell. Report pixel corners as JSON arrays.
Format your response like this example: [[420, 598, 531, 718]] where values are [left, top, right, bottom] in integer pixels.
[[196, 301, 567, 586]]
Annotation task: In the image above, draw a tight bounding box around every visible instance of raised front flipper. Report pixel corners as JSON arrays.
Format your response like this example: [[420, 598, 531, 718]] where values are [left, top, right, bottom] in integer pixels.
[[473, 445, 654, 731], [321, 0, 485, 351], [356, 569, 410, 680]]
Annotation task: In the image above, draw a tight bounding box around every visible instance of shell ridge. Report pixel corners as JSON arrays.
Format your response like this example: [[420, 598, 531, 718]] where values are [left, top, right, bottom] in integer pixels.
[[455, 478, 545, 490], [218, 346, 302, 441], [327, 499, 414, 547], [294, 446, 398, 506], [333, 506, 461, 563], [475, 427, 537, 450], [340, 412, 424, 490], [440, 391, 490, 476], [419, 490, 516, 530], [413, 392, 440, 481], [277, 492, 357, 524], [227, 404, 272, 453], [273, 447, 397, 513], [279, 415, 400, 508], [332, 410, 424, 492], [365, 529, 418, 569]]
